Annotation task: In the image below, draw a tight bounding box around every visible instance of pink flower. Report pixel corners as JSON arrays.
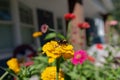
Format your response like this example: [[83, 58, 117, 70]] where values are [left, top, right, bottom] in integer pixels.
[[64, 13, 76, 20], [109, 20, 118, 26], [24, 61, 34, 67], [71, 50, 87, 65], [41, 24, 49, 33], [78, 22, 90, 29]]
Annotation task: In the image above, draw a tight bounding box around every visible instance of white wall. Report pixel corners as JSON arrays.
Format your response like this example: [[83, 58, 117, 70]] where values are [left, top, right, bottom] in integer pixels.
[[83, 0, 107, 18], [83, 0, 114, 18]]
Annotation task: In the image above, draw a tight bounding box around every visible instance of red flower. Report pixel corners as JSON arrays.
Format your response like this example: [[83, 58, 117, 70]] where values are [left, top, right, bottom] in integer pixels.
[[87, 55, 95, 63], [96, 43, 103, 50], [78, 22, 90, 29], [64, 13, 76, 20]]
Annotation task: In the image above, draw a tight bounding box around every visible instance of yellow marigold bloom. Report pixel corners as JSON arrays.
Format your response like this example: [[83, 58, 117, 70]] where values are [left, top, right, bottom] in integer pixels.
[[61, 44, 74, 59], [42, 41, 61, 63], [32, 32, 42, 38], [42, 41, 58, 54], [48, 57, 55, 63], [42, 41, 74, 63], [41, 66, 64, 80], [7, 58, 20, 73]]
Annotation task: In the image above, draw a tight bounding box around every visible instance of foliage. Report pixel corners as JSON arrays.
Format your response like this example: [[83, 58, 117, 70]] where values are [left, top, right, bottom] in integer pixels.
[[61, 50, 120, 80], [1, 43, 120, 80]]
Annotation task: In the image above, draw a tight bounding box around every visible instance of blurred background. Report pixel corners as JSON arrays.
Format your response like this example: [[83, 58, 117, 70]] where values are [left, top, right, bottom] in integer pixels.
[[0, 0, 119, 76]]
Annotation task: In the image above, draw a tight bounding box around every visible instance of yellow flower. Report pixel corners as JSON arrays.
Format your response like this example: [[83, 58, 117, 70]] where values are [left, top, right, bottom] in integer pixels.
[[48, 57, 55, 63], [42, 41, 74, 63], [42, 41, 58, 54], [7, 58, 20, 73], [41, 66, 64, 80], [42, 41, 61, 63], [61, 44, 74, 59], [32, 32, 42, 38]]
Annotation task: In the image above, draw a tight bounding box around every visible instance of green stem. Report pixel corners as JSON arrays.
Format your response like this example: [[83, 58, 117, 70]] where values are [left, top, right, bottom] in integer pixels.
[[56, 58, 60, 80], [110, 27, 113, 45], [67, 21, 71, 41], [49, 28, 56, 32], [0, 71, 8, 80]]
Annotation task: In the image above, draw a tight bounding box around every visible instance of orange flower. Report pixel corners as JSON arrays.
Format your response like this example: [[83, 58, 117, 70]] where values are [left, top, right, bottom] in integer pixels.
[[87, 55, 95, 63]]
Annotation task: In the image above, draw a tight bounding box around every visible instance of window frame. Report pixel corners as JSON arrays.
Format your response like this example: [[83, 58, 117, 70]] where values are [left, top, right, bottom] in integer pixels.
[[19, 2, 35, 45]]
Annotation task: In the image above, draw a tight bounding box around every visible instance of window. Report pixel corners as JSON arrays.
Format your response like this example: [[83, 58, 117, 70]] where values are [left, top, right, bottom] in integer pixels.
[[19, 3, 33, 25], [0, 0, 11, 21], [0, 0, 13, 51], [21, 26, 34, 44], [57, 17, 64, 35], [19, 2, 34, 45], [0, 24, 14, 49]]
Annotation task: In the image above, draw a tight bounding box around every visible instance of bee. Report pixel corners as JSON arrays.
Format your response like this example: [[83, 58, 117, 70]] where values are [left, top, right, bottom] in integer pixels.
[[58, 40, 68, 45]]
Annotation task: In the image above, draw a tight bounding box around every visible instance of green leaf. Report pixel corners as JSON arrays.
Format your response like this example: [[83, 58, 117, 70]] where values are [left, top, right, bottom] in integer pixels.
[[81, 75, 86, 80], [22, 77, 29, 80], [0, 67, 19, 79], [44, 32, 56, 40], [57, 33, 66, 39], [64, 73, 71, 80]]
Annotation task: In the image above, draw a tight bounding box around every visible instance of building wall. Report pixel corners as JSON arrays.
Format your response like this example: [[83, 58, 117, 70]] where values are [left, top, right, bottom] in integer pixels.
[[19, 0, 68, 35]]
